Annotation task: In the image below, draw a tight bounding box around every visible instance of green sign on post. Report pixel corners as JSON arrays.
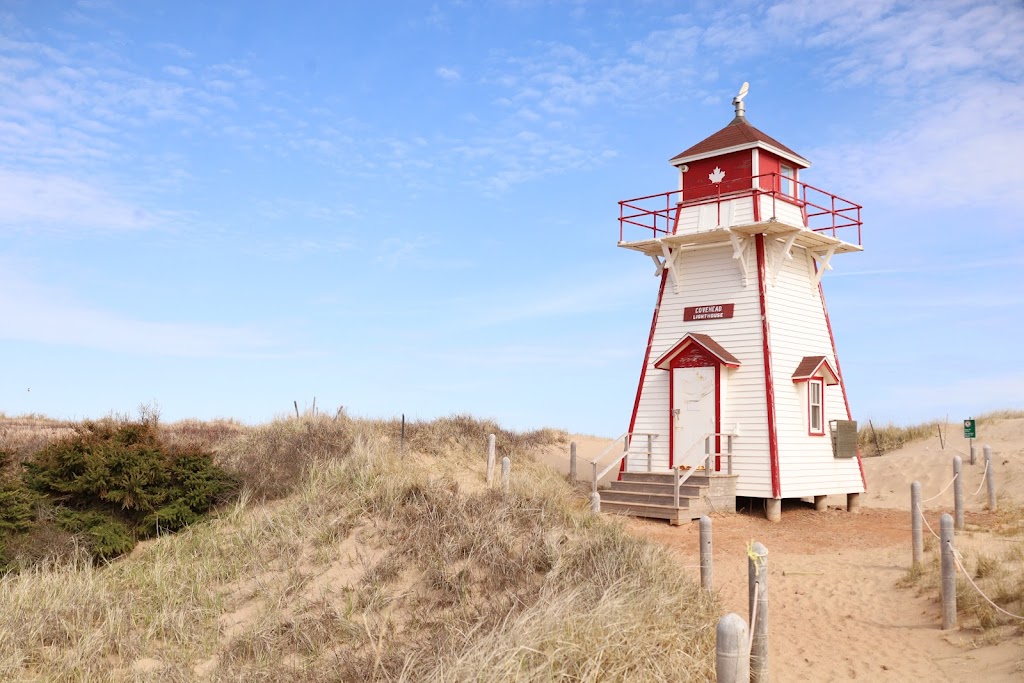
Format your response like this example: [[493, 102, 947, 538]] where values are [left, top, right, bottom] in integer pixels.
[[963, 419, 976, 439]]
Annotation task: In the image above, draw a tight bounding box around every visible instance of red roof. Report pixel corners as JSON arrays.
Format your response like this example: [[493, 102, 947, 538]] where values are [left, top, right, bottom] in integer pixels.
[[654, 333, 741, 370], [791, 356, 839, 385], [670, 117, 808, 166]]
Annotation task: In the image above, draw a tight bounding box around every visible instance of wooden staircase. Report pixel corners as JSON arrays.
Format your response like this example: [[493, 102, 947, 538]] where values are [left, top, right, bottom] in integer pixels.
[[599, 471, 738, 525]]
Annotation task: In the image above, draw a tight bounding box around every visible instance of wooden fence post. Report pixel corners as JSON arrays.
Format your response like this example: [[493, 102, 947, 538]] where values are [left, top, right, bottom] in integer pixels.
[[569, 441, 577, 485], [592, 461, 599, 496], [699, 516, 713, 593], [715, 613, 750, 683], [940, 513, 956, 630], [953, 455, 964, 531], [486, 434, 496, 485], [911, 481, 923, 568], [590, 491, 601, 514], [748, 541, 769, 682], [969, 442, 976, 466], [501, 456, 510, 493], [984, 445, 996, 511]]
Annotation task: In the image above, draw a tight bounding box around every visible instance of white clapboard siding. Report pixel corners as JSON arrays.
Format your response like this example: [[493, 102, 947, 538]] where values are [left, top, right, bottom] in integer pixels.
[[629, 243, 774, 497], [765, 244, 864, 497], [677, 197, 756, 234], [758, 195, 804, 228]]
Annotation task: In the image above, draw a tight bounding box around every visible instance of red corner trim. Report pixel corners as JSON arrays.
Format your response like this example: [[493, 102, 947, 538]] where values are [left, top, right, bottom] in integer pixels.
[[755, 234, 781, 498], [819, 281, 868, 491], [625, 270, 668, 476]]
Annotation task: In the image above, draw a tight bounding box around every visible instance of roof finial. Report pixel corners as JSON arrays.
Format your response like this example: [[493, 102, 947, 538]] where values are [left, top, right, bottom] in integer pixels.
[[732, 81, 749, 120]]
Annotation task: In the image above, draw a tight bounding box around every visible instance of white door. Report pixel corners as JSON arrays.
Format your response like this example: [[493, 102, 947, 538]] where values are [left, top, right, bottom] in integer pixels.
[[672, 366, 716, 468]]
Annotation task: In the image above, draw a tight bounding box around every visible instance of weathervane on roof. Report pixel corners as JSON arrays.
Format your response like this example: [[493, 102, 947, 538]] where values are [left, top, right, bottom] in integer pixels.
[[732, 82, 749, 119]]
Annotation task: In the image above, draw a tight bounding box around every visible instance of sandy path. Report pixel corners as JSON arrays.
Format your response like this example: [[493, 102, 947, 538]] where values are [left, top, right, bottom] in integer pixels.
[[542, 423, 1024, 681], [627, 505, 1024, 682]]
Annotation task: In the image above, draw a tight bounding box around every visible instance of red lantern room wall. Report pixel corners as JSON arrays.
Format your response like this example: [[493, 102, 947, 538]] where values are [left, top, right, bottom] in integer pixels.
[[616, 83, 866, 521]]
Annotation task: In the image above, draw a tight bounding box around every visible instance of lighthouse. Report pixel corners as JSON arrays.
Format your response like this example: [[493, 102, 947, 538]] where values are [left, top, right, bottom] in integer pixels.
[[606, 84, 865, 523]]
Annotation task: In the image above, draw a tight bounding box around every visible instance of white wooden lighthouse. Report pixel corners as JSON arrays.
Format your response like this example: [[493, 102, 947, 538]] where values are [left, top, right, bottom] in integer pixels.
[[609, 84, 865, 522]]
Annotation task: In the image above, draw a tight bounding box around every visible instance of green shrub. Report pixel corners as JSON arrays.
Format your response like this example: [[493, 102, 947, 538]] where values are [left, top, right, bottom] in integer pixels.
[[12, 418, 237, 565]]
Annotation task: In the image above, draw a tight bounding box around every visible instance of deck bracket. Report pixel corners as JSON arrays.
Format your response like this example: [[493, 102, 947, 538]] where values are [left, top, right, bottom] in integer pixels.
[[660, 242, 682, 294], [769, 232, 799, 285], [810, 245, 837, 287], [650, 254, 665, 277], [728, 231, 751, 288]]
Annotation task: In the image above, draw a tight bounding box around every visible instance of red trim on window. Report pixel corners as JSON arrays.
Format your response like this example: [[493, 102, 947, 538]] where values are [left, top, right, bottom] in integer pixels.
[[755, 234, 781, 498], [625, 270, 669, 477], [819, 281, 867, 491], [807, 377, 825, 436]]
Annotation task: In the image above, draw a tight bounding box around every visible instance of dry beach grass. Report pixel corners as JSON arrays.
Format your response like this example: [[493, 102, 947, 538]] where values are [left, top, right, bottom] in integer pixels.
[[0, 412, 718, 682]]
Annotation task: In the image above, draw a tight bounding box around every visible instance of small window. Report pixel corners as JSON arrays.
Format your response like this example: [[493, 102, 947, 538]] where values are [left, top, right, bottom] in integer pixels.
[[808, 379, 824, 435], [780, 165, 795, 197]]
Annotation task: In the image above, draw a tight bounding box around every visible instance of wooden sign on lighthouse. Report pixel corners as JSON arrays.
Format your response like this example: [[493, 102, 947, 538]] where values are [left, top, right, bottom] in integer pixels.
[[614, 83, 866, 522]]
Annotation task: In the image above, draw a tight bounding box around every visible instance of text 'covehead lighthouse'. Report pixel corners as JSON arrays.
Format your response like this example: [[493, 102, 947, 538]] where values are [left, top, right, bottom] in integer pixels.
[[613, 83, 865, 523]]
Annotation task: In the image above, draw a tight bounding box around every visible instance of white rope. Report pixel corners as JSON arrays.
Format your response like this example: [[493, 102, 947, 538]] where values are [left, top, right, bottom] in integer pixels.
[[920, 472, 958, 503], [971, 459, 990, 496], [951, 547, 1024, 621], [916, 503, 941, 540]]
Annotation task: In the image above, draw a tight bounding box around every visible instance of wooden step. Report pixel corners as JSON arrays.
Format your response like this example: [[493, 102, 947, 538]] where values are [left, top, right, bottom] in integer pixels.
[[600, 490, 697, 507], [599, 500, 688, 524], [609, 481, 702, 497]]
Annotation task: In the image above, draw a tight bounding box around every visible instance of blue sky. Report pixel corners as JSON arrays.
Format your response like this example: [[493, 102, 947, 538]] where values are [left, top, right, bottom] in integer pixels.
[[1, 0, 1022, 435]]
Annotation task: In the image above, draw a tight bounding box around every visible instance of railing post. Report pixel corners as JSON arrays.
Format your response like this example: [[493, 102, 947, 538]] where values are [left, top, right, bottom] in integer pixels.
[[953, 455, 964, 531], [911, 481, 923, 569], [748, 542, 769, 683], [715, 613, 749, 683], [727, 435, 733, 475], [623, 433, 631, 473], [568, 441, 578, 485], [647, 434, 652, 473], [699, 516, 713, 593], [984, 445, 996, 511], [592, 461, 598, 496], [673, 466, 680, 509], [940, 514, 956, 630], [590, 491, 601, 515]]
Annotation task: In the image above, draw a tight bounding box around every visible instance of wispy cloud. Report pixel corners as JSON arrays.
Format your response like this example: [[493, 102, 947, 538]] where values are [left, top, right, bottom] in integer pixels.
[[0, 268, 281, 358], [0, 169, 154, 232], [436, 66, 460, 81]]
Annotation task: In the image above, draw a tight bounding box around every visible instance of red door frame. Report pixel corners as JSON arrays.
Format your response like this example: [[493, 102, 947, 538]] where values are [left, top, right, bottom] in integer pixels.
[[667, 343, 723, 470]]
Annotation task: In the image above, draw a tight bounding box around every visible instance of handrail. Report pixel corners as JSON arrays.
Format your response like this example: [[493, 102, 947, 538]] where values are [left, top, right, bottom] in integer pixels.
[[671, 431, 739, 494], [587, 431, 659, 494], [618, 172, 862, 246]]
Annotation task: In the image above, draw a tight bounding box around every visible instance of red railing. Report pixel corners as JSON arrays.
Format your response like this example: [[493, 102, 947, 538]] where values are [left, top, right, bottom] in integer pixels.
[[618, 172, 862, 246]]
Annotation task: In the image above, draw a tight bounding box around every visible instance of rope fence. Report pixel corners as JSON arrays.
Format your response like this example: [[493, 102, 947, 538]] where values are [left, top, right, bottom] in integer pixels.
[[951, 548, 1024, 621]]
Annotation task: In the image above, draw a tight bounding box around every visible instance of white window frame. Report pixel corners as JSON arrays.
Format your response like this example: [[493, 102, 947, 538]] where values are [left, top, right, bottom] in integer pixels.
[[780, 164, 795, 198], [808, 378, 824, 436]]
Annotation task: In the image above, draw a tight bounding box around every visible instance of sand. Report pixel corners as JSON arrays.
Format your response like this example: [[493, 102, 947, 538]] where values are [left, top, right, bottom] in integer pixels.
[[545, 417, 1024, 682]]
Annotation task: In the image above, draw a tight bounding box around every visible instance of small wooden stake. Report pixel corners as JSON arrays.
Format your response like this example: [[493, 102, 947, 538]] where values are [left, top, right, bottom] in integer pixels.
[[485, 434, 496, 485], [953, 455, 964, 531], [294, 400, 300, 419], [699, 516, 713, 593], [501, 456, 510, 493], [590, 491, 601, 514], [569, 441, 577, 485], [984, 445, 996, 511], [940, 513, 956, 630], [911, 481, 923, 569], [748, 541, 769, 683], [715, 613, 750, 683]]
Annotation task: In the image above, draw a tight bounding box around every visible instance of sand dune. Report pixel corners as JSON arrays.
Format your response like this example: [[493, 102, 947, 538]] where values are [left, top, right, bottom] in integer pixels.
[[544, 416, 1024, 681]]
